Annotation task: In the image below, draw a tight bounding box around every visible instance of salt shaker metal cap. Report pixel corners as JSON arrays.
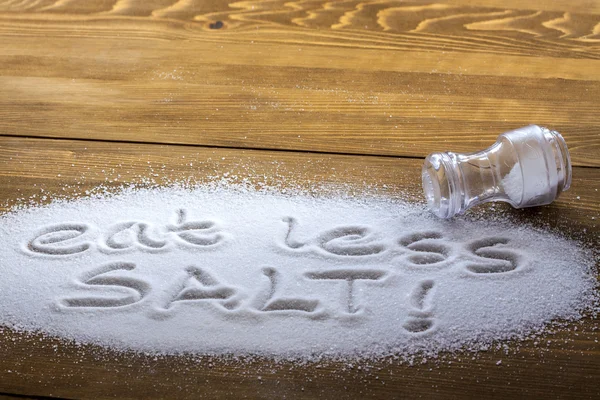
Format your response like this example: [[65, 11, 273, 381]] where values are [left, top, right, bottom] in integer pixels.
[[422, 125, 572, 218]]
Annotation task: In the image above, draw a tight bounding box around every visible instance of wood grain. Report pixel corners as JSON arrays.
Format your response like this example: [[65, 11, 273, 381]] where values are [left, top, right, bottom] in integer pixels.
[[0, 1, 599, 399], [0, 136, 598, 399], [1, 0, 599, 165], [1, 137, 599, 225]]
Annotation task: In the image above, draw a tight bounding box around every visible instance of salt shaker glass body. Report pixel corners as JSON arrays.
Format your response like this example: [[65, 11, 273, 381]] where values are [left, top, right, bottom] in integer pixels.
[[422, 125, 572, 218]]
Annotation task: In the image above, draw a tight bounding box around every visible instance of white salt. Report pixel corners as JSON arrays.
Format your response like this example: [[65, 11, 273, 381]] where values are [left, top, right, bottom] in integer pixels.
[[0, 184, 595, 360], [502, 163, 524, 204], [502, 153, 557, 206], [502, 161, 551, 205]]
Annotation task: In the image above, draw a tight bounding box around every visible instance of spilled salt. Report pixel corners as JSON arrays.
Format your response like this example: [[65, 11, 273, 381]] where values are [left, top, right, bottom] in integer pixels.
[[0, 184, 595, 360]]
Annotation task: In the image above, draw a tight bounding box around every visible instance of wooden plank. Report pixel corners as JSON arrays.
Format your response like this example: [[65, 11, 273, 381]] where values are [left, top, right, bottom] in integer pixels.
[[1, 137, 599, 228], [0, 2, 599, 166], [447, 0, 600, 14], [0, 136, 598, 399], [0, 395, 49, 400]]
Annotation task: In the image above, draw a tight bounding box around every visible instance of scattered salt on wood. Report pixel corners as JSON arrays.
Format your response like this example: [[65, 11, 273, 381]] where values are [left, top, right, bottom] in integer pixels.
[[0, 184, 596, 360]]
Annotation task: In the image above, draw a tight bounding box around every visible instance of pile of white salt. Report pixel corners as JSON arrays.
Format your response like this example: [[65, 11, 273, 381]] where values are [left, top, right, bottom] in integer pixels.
[[0, 184, 596, 360]]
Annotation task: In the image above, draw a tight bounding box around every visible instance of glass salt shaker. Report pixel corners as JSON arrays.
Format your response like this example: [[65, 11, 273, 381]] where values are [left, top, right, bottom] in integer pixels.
[[422, 125, 572, 218]]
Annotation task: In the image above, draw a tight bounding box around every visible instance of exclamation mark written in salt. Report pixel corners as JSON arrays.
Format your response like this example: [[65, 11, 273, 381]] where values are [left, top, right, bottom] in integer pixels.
[[403, 280, 436, 334]]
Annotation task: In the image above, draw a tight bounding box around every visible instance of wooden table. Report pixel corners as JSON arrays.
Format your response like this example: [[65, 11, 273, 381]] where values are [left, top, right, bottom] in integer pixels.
[[0, 1, 598, 398]]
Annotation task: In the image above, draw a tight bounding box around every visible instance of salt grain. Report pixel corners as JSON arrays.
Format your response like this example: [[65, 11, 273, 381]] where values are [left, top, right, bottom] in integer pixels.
[[0, 184, 595, 360]]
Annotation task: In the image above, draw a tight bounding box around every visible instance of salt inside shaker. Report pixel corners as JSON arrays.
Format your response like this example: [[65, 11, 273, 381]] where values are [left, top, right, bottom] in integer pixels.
[[422, 125, 572, 218]]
